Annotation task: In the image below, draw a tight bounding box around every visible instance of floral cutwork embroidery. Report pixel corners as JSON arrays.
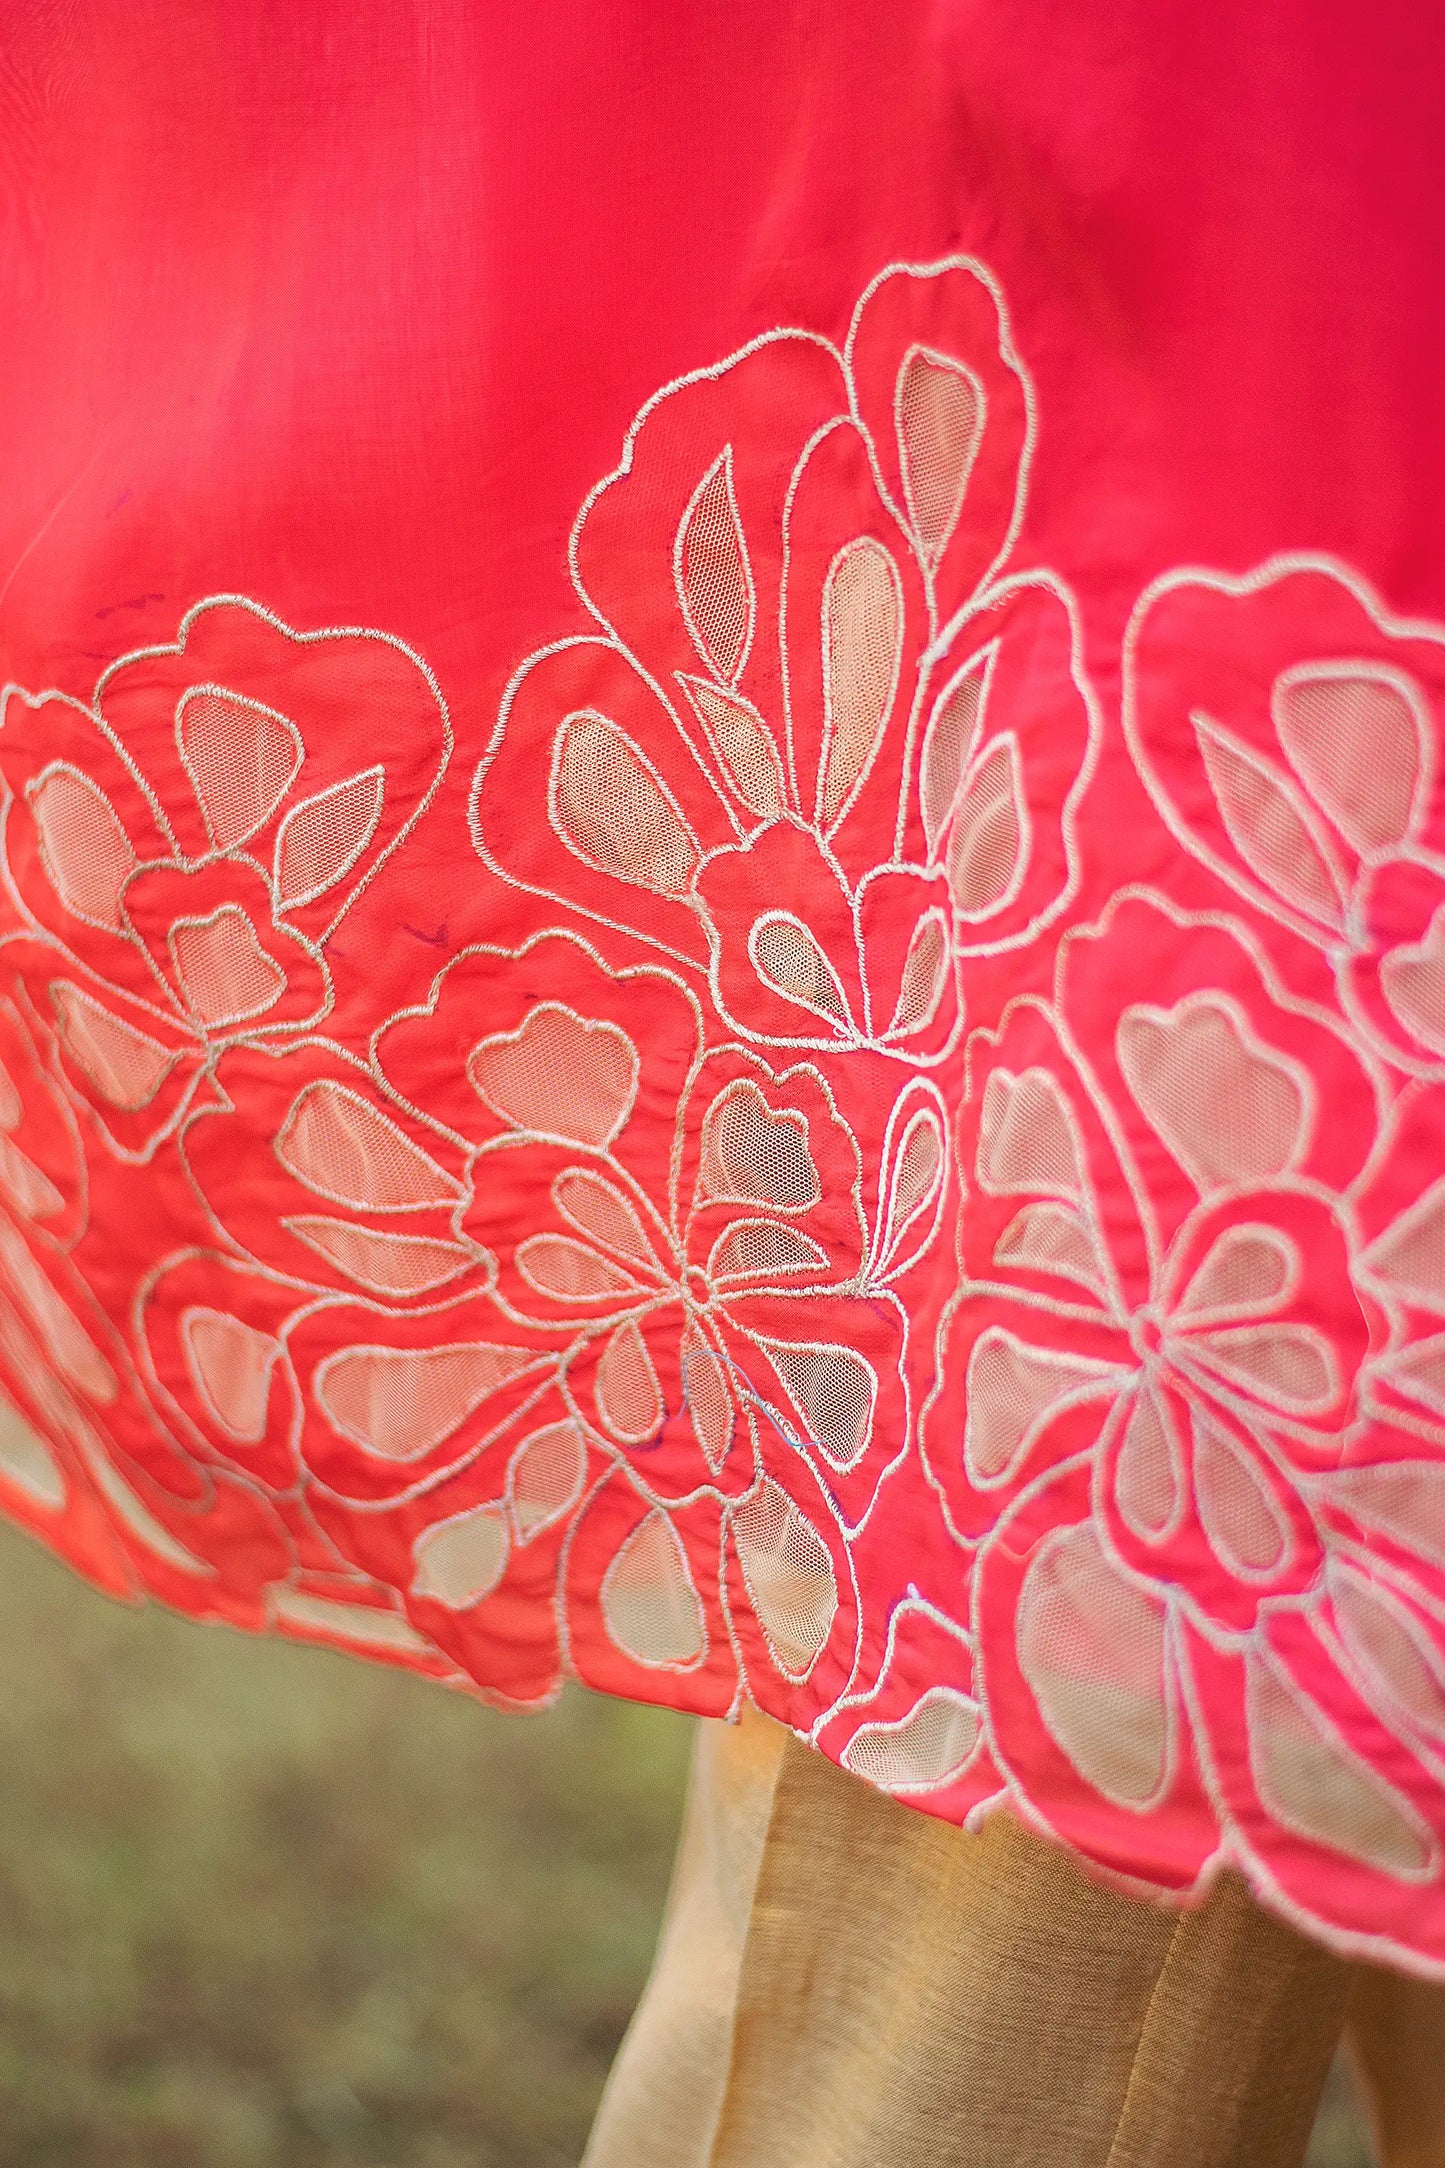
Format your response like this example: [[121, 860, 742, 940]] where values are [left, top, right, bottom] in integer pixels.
[[5, 261, 1445, 1971]]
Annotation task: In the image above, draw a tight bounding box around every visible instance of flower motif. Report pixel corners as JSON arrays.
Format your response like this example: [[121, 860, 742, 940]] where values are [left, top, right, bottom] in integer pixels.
[[473, 261, 1096, 1071], [926, 890, 1445, 1940], [0, 596, 452, 1156], [1125, 557, 1445, 1076]]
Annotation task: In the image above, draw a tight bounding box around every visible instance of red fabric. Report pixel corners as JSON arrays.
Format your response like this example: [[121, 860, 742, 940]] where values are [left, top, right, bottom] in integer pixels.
[[5, 0, 1445, 1970]]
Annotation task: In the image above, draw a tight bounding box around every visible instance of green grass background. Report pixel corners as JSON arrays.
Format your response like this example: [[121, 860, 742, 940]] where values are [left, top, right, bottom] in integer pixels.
[[0, 1520, 1374, 2165]]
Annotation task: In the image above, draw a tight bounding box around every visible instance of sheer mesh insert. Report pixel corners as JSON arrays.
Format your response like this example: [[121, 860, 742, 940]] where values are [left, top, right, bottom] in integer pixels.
[[897, 345, 984, 565], [267, 1588, 430, 1657], [1332, 1570, 1445, 1737], [181, 1305, 279, 1442], [920, 660, 986, 856], [178, 688, 300, 849], [977, 1067, 1083, 1200], [1114, 1386, 1179, 1538], [819, 538, 901, 825], [1176, 1225, 1292, 1319], [50, 981, 179, 1112], [752, 916, 848, 1022], [765, 1339, 874, 1468], [315, 1340, 534, 1460], [889, 918, 948, 1036], [1273, 666, 1422, 856], [1192, 1323, 1333, 1413], [1116, 999, 1306, 1192], [29, 765, 136, 928], [412, 1506, 509, 1609], [170, 906, 285, 1027], [596, 1319, 663, 1442], [700, 1082, 820, 1210], [1382, 926, 1445, 1056], [677, 455, 752, 683], [0, 1397, 65, 1509], [1194, 716, 1343, 924], [1193, 1411, 1288, 1575], [1246, 1648, 1431, 1877], [283, 1216, 471, 1297], [1016, 1524, 1168, 1806], [994, 1201, 1104, 1294], [842, 1686, 980, 1790], [468, 1004, 637, 1147], [600, 1509, 705, 1668], [517, 1233, 637, 1300], [554, 713, 697, 893], [680, 677, 783, 817], [554, 1167, 654, 1267], [274, 768, 383, 908], [948, 737, 1023, 918], [509, 1417, 586, 1541], [276, 1080, 459, 1211], [707, 1217, 826, 1282], [731, 1477, 837, 1672]]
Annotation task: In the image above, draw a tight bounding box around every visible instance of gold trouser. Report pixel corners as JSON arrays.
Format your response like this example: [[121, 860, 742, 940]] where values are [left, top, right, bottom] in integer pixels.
[[583, 1706, 1445, 2168]]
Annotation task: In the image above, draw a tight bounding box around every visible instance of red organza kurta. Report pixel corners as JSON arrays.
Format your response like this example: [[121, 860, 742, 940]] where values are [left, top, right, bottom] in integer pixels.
[[6, 0, 1445, 1973]]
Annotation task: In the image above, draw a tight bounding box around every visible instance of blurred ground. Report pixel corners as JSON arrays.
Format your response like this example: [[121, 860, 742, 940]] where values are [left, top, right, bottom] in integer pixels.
[[0, 1519, 1376, 2166]]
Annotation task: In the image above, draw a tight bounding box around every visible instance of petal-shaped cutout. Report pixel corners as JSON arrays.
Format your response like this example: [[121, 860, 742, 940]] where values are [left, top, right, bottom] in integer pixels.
[[0, 1226, 116, 1404], [169, 904, 286, 1027], [553, 712, 699, 894], [1187, 1322, 1337, 1416], [887, 915, 949, 1038], [707, 1219, 827, 1283], [600, 1509, 705, 1667], [268, 1587, 431, 1655], [1117, 998, 1306, 1191], [994, 1201, 1107, 1298], [1193, 1413, 1290, 1576], [1384, 1335, 1445, 1419], [1246, 1650, 1432, 1877], [1115, 1386, 1181, 1539], [28, 764, 136, 929], [0, 1134, 63, 1219], [0, 1404, 64, 1508], [50, 982, 180, 1112], [178, 687, 302, 849], [1017, 1524, 1170, 1806], [1274, 666, 1423, 856], [842, 1687, 981, 1791], [315, 1341, 536, 1459], [1333, 1570, 1445, 1740], [920, 652, 989, 859], [678, 676, 785, 817], [517, 1234, 638, 1301], [964, 1328, 1110, 1483], [596, 1319, 663, 1444], [283, 1217, 473, 1297], [676, 451, 755, 685], [818, 538, 902, 828], [897, 345, 985, 568], [273, 767, 384, 910], [949, 736, 1025, 921], [751, 915, 851, 1026], [181, 1306, 281, 1443], [1193, 714, 1345, 928], [1381, 912, 1445, 1057], [1327, 1460, 1445, 1569], [762, 1338, 876, 1469], [554, 1168, 656, 1270], [1175, 1225, 1295, 1323], [699, 1080, 820, 1212], [681, 1330, 734, 1470], [1364, 1181, 1445, 1311], [412, 1505, 509, 1609], [276, 1080, 461, 1211], [876, 1103, 945, 1269], [976, 1067, 1083, 1202], [469, 1004, 638, 1148], [508, 1417, 586, 1542], [731, 1478, 837, 1675], [0, 1058, 22, 1132]]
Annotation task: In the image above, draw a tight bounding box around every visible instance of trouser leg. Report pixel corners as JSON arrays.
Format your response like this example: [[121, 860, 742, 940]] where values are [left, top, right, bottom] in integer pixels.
[[585, 1706, 1354, 2168]]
